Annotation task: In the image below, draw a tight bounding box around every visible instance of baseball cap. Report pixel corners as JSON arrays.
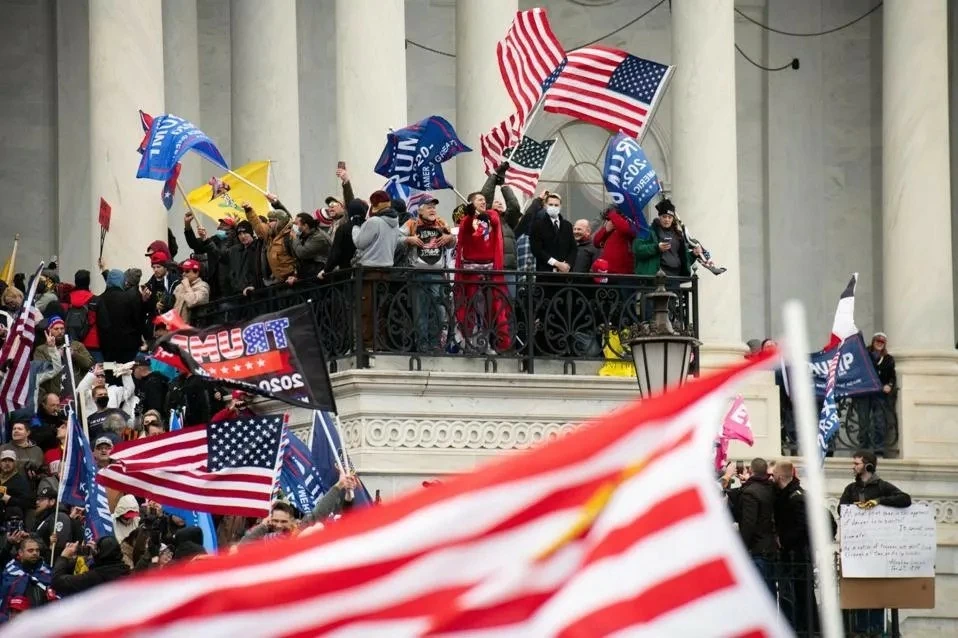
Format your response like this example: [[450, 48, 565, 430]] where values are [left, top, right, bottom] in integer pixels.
[[37, 486, 57, 500], [181, 259, 201, 272], [418, 193, 440, 206], [94, 436, 114, 448], [7, 596, 29, 612], [231, 390, 250, 401], [218, 217, 237, 229], [0, 450, 17, 461], [324, 196, 342, 207], [150, 251, 171, 266]]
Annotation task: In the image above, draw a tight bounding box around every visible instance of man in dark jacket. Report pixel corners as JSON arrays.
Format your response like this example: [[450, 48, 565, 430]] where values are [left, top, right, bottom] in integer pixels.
[[96, 267, 145, 363], [132, 355, 169, 416], [53, 535, 130, 595], [184, 212, 235, 298], [30, 487, 74, 558], [290, 213, 331, 280], [223, 220, 263, 297], [838, 449, 911, 510], [572, 219, 599, 273], [0, 535, 53, 620], [323, 200, 364, 277], [529, 193, 577, 275], [772, 461, 818, 634], [0, 451, 32, 518], [736, 457, 777, 593], [165, 372, 212, 428]]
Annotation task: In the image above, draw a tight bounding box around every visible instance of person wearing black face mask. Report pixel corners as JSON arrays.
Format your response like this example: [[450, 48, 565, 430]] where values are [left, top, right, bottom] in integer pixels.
[[77, 363, 134, 439]]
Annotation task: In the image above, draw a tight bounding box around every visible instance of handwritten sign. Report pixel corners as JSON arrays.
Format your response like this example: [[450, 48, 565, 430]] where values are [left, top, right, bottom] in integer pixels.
[[840, 504, 936, 578]]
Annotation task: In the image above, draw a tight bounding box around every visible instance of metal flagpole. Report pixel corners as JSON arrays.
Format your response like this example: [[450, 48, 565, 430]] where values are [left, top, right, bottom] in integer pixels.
[[316, 411, 353, 501], [63, 335, 84, 439], [783, 301, 845, 638], [198, 155, 270, 196]]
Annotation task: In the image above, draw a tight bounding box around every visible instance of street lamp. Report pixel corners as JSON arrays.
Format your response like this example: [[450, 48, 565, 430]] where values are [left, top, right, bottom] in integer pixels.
[[628, 270, 700, 398]]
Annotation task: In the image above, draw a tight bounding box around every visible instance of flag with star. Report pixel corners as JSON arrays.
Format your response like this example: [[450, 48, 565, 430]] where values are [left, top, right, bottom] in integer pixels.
[[603, 132, 659, 235], [138, 109, 184, 211], [97, 415, 286, 517], [544, 45, 673, 141], [500, 135, 556, 197]]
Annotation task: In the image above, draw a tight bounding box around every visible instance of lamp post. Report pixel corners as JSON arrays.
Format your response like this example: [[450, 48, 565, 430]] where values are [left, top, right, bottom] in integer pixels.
[[628, 270, 700, 398]]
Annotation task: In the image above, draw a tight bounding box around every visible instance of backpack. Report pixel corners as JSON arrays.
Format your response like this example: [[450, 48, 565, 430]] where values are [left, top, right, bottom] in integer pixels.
[[65, 299, 95, 341]]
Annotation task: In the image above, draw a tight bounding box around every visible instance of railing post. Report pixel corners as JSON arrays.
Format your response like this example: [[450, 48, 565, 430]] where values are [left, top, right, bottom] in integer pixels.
[[525, 271, 535, 374], [354, 267, 365, 368]]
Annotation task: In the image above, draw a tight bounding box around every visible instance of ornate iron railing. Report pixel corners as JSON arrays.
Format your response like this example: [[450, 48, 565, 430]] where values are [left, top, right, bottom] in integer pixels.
[[192, 267, 699, 374], [780, 393, 899, 457]]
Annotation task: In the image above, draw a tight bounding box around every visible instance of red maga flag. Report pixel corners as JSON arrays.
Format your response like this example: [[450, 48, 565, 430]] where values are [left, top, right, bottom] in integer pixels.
[[13, 352, 790, 638], [97, 197, 111, 232]]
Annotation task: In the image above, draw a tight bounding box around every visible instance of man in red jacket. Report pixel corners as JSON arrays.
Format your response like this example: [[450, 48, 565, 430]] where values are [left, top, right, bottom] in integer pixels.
[[592, 207, 636, 275], [65, 270, 101, 361]]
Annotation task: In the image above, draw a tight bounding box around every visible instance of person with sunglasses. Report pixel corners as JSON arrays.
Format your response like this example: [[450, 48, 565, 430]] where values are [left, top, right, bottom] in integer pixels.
[[170, 259, 210, 324]]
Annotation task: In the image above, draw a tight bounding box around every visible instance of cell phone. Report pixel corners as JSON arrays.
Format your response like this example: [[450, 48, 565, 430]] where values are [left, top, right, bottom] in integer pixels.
[[337, 161, 346, 170], [102, 362, 117, 372]]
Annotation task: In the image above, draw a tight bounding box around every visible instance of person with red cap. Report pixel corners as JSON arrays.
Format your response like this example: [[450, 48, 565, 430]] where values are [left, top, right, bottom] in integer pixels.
[[183, 211, 236, 298], [143, 251, 181, 341], [592, 206, 636, 275], [210, 390, 256, 423], [0, 535, 53, 620], [171, 258, 210, 324]]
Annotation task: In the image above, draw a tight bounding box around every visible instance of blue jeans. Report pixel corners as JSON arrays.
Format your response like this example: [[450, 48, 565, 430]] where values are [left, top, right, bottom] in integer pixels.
[[412, 272, 448, 352]]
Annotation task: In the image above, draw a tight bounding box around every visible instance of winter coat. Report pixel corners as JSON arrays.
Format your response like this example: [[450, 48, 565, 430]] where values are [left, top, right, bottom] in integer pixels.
[[0, 442, 44, 476], [171, 277, 211, 324], [592, 212, 636, 275], [838, 474, 911, 509], [868, 349, 896, 389], [53, 536, 130, 596], [223, 238, 264, 296], [530, 214, 577, 273], [291, 228, 332, 279], [0, 558, 53, 621], [66, 289, 100, 350], [165, 374, 211, 427], [398, 217, 454, 269], [33, 342, 93, 397], [480, 175, 521, 270], [246, 208, 297, 280], [573, 239, 599, 273], [773, 478, 810, 557], [352, 209, 400, 267], [185, 226, 232, 298], [0, 469, 32, 514], [737, 474, 777, 559], [32, 505, 74, 557], [632, 217, 695, 277], [96, 277, 145, 361]]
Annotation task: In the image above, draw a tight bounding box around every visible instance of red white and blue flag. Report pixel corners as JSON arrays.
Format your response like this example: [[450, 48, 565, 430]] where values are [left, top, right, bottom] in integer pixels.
[[544, 45, 673, 141], [58, 408, 114, 542], [825, 273, 858, 351], [0, 264, 44, 413], [497, 8, 566, 127], [137, 109, 183, 211], [10, 353, 791, 637]]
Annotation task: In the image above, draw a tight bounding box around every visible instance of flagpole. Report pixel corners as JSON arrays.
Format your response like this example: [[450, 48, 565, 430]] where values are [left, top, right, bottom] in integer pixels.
[[51, 407, 75, 565], [175, 182, 200, 233], [198, 156, 270, 196], [316, 411, 353, 501], [783, 301, 844, 638], [450, 187, 468, 204]]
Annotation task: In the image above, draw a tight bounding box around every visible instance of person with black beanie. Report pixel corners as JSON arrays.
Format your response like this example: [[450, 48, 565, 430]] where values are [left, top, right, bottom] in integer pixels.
[[320, 198, 365, 279]]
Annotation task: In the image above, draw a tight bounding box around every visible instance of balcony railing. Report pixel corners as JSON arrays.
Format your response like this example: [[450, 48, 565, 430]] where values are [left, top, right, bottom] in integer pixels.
[[192, 267, 699, 374]]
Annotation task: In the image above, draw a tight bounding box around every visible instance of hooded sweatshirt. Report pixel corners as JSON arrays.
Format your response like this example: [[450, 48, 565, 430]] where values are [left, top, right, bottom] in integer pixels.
[[352, 206, 400, 267]]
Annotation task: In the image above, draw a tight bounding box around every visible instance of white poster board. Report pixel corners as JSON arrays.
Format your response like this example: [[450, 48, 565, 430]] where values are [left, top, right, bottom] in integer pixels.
[[840, 503, 936, 578]]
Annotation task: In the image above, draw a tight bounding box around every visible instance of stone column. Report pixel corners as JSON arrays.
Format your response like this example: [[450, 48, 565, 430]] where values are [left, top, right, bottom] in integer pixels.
[[89, 0, 166, 281], [163, 0, 203, 252], [230, 0, 301, 211], [883, 0, 954, 354], [671, 0, 743, 365], [336, 0, 407, 200], [455, 0, 517, 191]]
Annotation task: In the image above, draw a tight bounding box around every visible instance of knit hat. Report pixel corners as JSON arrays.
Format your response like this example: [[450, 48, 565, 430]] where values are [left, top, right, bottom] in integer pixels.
[[150, 251, 170, 266], [236, 220, 254, 235], [267, 209, 291, 227], [47, 315, 65, 331], [315, 208, 335, 225], [369, 190, 391, 207], [655, 198, 676, 216]]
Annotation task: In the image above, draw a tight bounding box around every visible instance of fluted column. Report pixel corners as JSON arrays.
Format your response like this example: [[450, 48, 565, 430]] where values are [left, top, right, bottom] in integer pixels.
[[883, 0, 954, 356], [336, 0, 408, 200], [89, 0, 166, 278], [230, 0, 301, 211], [671, 0, 743, 366], [455, 0, 517, 190]]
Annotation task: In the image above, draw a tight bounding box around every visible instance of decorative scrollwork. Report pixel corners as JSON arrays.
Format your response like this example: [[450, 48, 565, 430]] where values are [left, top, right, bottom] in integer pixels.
[[342, 417, 580, 450]]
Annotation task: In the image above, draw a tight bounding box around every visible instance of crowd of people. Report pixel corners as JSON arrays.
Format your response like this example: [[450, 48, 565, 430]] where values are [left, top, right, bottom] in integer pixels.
[[723, 450, 911, 637]]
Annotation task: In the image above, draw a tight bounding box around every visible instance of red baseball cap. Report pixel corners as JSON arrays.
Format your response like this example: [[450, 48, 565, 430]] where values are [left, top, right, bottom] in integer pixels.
[[150, 251, 171, 266], [181, 259, 201, 271], [218, 217, 237, 228], [7, 595, 29, 611]]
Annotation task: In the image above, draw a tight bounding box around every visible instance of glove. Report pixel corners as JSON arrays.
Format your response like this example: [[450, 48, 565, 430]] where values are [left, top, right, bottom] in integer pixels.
[[856, 499, 879, 510], [494, 162, 509, 185], [349, 213, 365, 227]]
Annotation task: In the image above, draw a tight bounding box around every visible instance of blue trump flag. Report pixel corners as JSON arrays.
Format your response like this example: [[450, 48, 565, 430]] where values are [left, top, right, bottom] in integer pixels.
[[59, 409, 113, 542], [374, 115, 470, 191], [160, 410, 217, 553], [808, 332, 882, 399], [603, 132, 659, 237], [279, 423, 324, 514], [817, 349, 842, 463], [136, 113, 229, 182], [310, 411, 372, 507]]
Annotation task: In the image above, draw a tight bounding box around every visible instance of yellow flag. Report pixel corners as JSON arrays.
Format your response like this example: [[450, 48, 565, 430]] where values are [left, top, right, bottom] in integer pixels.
[[186, 161, 271, 224], [598, 330, 637, 377], [0, 234, 19, 286]]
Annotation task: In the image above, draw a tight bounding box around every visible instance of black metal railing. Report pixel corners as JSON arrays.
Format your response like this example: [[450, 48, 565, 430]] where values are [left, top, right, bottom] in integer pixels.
[[780, 393, 899, 457], [192, 267, 699, 374]]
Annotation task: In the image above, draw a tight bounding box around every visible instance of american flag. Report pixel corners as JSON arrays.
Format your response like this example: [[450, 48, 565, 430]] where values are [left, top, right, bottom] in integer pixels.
[[0, 264, 44, 413], [479, 112, 522, 175], [497, 8, 566, 126], [544, 45, 673, 141], [97, 415, 286, 517], [15, 352, 792, 638], [500, 135, 556, 196]]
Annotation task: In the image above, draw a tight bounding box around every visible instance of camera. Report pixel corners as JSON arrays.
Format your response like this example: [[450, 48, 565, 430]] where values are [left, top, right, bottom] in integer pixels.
[[77, 543, 93, 558], [5, 517, 23, 535]]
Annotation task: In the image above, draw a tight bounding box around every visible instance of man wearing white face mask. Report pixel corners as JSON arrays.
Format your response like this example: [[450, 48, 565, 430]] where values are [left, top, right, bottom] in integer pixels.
[[530, 193, 577, 276]]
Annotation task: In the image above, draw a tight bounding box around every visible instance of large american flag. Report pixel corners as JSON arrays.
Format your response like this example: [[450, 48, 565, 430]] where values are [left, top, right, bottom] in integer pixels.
[[0, 264, 44, 413], [544, 45, 673, 141], [497, 8, 566, 126], [500, 135, 556, 196], [97, 414, 286, 517], [13, 352, 792, 638]]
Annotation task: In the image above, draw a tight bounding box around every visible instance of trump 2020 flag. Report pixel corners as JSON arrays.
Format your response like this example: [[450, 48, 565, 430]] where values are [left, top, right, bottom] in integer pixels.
[[279, 423, 324, 514], [374, 115, 470, 191], [604, 132, 659, 235], [59, 408, 113, 542], [136, 112, 229, 182], [159, 410, 218, 553], [817, 349, 842, 463], [310, 411, 372, 507]]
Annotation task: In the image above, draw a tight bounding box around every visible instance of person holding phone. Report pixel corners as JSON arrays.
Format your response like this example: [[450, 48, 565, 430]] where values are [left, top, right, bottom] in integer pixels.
[[632, 198, 702, 278]]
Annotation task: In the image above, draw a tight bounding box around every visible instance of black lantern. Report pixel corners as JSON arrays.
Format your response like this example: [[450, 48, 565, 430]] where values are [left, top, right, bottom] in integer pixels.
[[628, 270, 700, 397]]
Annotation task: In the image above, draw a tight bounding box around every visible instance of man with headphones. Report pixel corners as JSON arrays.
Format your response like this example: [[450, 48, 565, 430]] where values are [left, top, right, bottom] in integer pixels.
[[838, 449, 911, 510]]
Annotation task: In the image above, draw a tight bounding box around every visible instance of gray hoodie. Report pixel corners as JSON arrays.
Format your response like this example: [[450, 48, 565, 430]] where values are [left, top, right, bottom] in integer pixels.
[[352, 210, 400, 267]]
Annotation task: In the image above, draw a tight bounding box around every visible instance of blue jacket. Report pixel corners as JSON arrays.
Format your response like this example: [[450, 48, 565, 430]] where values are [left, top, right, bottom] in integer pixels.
[[0, 558, 54, 620]]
